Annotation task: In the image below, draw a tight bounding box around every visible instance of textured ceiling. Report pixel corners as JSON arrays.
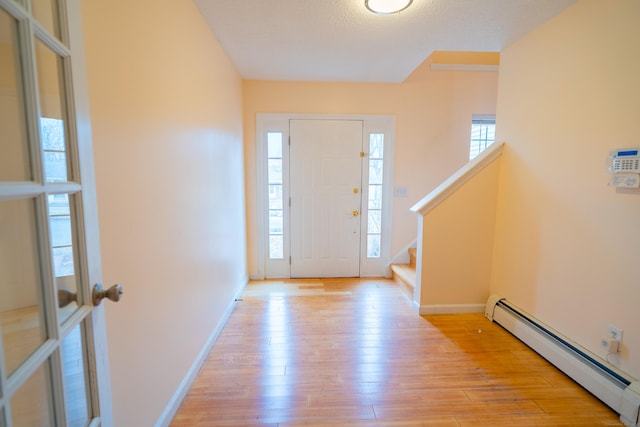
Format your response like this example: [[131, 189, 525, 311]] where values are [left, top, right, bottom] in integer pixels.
[[193, 0, 577, 83]]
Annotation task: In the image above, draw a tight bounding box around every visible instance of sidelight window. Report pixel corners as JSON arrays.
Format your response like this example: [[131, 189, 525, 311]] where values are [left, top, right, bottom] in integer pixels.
[[367, 134, 384, 258], [267, 132, 284, 259]]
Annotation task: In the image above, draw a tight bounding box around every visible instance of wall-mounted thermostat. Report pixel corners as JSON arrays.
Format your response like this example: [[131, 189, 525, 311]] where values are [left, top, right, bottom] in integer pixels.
[[607, 148, 640, 188]]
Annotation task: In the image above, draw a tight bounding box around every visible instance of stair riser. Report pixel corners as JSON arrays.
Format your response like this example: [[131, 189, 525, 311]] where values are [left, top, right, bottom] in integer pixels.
[[408, 248, 417, 268]]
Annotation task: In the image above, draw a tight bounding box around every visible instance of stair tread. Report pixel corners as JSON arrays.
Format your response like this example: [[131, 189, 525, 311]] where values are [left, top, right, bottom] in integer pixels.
[[390, 263, 416, 289]]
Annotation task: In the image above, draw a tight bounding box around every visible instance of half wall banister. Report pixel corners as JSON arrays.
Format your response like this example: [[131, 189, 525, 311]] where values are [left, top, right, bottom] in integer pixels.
[[409, 141, 505, 314]]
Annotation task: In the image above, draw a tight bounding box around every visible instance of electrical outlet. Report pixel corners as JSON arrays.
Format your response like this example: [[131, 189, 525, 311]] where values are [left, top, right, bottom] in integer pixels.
[[607, 325, 623, 342], [601, 336, 620, 352]]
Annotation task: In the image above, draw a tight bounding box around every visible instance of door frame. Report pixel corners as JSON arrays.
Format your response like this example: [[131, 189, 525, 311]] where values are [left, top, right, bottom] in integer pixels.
[[256, 113, 395, 279]]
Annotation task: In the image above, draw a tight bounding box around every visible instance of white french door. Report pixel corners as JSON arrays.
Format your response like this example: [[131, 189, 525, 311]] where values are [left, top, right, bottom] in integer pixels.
[[289, 119, 363, 278], [257, 114, 395, 280], [0, 0, 113, 425]]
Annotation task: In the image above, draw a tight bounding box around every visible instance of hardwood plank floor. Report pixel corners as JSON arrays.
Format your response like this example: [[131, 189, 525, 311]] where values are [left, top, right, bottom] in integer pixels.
[[171, 278, 622, 426]]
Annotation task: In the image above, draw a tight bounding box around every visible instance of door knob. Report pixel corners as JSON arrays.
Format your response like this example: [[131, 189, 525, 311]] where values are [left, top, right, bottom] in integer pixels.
[[93, 283, 123, 306], [352, 210, 359, 217]]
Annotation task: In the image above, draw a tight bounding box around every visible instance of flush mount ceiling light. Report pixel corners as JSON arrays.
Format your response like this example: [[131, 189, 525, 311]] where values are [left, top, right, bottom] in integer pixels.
[[365, 0, 413, 14]]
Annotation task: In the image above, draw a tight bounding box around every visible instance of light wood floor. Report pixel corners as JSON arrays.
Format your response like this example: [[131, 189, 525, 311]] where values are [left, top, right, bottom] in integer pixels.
[[171, 278, 622, 427]]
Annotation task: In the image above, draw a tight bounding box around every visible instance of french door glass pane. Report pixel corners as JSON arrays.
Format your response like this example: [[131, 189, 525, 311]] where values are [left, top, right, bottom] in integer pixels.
[[0, 9, 31, 182], [49, 203, 71, 247], [48, 193, 79, 323], [40, 117, 67, 181], [31, 0, 60, 39], [10, 363, 54, 426], [35, 38, 69, 182], [0, 198, 47, 375], [61, 324, 90, 427]]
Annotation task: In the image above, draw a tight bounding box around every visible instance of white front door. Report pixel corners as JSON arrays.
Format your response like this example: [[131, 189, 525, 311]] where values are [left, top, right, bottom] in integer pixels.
[[0, 0, 113, 425], [289, 119, 363, 278]]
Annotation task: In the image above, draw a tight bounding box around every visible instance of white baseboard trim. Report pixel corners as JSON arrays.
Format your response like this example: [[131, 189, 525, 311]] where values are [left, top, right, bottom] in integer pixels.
[[155, 276, 248, 427], [240, 274, 249, 287], [419, 303, 485, 315]]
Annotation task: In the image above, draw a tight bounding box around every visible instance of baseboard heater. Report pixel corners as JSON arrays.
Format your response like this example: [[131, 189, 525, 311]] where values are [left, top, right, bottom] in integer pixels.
[[485, 295, 640, 426]]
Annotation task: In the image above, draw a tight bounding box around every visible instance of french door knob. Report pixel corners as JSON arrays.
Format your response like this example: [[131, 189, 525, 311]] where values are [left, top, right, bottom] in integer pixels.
[[352, 210, 359, 217], [93, 283, 123, 306]]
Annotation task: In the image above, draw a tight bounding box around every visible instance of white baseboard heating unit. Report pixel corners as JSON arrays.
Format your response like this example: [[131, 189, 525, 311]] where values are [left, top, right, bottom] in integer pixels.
[[485, 295, 640, 426]]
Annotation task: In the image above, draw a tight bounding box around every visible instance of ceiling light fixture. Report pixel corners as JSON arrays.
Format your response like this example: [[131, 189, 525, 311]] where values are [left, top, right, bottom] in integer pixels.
[[365, 0, 413, 14]]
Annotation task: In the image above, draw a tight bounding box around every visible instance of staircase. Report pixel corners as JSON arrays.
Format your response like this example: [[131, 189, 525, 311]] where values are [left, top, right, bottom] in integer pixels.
[[390, 247, 416, 299]]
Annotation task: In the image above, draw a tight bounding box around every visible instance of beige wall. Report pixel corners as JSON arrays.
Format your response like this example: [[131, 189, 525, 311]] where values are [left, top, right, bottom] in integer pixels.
[[492, 0, 640, 378], [243, 59, 498, 277], [81, 0, 246, 425]]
